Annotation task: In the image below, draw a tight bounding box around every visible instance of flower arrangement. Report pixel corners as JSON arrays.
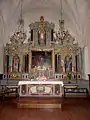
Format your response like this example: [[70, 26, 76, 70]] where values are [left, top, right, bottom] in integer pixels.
[[67, 72, 72, 80], [12, 73, 20, 78]]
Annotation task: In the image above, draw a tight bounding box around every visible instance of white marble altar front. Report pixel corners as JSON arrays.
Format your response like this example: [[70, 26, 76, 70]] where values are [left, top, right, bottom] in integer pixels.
[[18, 81, 63, 97]]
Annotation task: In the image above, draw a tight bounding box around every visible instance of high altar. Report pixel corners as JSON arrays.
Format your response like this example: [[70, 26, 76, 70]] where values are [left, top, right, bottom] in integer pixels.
[[3, 16, 83, 101]]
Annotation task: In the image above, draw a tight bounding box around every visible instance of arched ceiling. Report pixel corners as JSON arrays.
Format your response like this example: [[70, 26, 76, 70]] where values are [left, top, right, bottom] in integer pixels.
[[0, 0, 90, 47]]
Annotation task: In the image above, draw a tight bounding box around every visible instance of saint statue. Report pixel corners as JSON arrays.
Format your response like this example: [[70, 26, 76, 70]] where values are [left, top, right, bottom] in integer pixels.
[[61, 60, 65, 73], [64, 55, 72, 72], [38, 31, 46, 45], [12, 54, 20, 72], [38, 16, 46, 45]]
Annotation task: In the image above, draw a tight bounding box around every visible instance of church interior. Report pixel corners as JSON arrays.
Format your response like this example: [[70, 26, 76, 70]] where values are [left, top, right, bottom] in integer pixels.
[[0, 0, 90, 120]]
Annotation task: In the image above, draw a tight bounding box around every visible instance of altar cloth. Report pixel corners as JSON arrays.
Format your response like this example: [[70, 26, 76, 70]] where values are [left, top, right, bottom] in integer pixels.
[[18, 81, 63, 86]]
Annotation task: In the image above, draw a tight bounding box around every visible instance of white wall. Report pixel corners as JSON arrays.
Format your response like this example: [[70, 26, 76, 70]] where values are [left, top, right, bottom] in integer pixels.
[[84, 46, 89, 80], [0, 45, 4, 73]]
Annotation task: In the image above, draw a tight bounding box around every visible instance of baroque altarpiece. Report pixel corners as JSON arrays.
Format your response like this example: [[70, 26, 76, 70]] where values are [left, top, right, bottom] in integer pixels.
[[3, 16, 83, 81]]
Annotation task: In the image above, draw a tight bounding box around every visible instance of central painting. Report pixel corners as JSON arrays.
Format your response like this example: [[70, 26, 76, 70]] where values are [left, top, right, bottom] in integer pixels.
[[31, 51, 52, 69]]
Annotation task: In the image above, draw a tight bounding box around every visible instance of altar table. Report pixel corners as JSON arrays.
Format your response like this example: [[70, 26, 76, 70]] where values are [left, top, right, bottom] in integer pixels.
[[18, 81, 63, 97]]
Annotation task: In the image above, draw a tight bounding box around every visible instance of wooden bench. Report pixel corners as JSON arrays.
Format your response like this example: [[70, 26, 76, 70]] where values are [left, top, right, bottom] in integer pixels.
[[0, 85, 18, 103], [63, 84, 89, 98]]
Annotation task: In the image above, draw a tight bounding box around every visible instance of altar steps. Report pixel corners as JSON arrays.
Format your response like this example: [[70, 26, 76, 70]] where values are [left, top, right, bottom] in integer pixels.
[[17, 97, 63, 109]]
